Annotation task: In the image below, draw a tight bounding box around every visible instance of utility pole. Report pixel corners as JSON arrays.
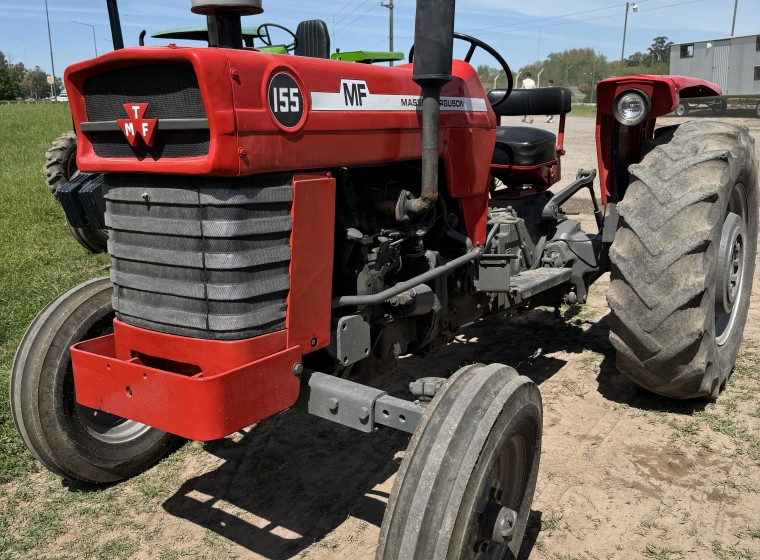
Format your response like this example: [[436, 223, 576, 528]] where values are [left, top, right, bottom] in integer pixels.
[[381, 1, 394, 66], [72, 21, 98, 57], [565, 64, 574, 87], [44, 0, 57, 96], [620, 1, 638, 74], [731, 0, 739, 36]]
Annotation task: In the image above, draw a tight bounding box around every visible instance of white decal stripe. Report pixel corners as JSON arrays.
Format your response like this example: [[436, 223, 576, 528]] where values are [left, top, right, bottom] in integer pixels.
[[310, 92, 488, 113]]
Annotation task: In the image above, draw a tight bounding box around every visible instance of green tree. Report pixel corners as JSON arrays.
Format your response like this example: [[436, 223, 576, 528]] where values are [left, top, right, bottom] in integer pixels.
[[647, 36, 673, 65], [22, 67, 49, 99], [626, 51, 645, 67], [519, 48, 610, 101], [0, 66, 22, 100], [476, 64, 510, 91]]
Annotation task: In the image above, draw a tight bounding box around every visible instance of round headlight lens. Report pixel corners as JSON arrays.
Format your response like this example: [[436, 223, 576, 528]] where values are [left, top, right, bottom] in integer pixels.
[[614, 90, 650, 125]]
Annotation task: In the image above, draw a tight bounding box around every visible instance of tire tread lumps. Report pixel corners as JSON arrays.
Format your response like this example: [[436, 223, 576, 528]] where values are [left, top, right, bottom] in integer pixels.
[[608, 121, 758, 399], [376, 363, 542, 560]]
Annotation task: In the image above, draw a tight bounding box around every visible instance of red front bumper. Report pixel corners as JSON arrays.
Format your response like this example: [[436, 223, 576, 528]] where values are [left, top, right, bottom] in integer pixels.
[[72, 320, 302, 440], [71, 173, 336, 441]]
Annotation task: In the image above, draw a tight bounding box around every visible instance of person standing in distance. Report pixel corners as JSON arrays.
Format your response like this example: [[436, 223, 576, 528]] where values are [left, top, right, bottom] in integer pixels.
[[545, 80, 555, 123], [521, 72, 536, 124]]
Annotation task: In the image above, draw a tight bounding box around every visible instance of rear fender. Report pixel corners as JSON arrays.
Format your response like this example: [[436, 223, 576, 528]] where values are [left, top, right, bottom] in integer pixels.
[[595, 75, 721, 204]]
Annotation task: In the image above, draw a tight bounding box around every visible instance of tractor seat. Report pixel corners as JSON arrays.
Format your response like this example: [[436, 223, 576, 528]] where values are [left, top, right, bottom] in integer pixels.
[[294, 20, 331, 59], [492, 126, 557, 167]]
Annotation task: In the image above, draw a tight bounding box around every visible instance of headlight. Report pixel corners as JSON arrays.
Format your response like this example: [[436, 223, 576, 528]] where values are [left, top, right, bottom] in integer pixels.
[[613, 89, 651, 126]]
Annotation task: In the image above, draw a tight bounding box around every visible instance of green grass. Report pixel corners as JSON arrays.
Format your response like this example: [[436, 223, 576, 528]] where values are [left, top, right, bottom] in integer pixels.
[[569, 104, 597, 117], [0, 103, 109, 483], [642, 545, 684, 560]]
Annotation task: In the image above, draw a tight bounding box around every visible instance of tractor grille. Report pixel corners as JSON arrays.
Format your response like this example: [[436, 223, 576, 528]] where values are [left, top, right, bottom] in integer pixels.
[[88, 130, 210, 159], [104, 173, 294, 341], [83, 63, 209, 159]]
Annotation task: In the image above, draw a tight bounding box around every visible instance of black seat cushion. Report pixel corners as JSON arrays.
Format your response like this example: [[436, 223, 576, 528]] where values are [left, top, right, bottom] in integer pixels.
[[492, 126, 557, 167], [295, 20, 331, 59], [487, 87, 572, 117]]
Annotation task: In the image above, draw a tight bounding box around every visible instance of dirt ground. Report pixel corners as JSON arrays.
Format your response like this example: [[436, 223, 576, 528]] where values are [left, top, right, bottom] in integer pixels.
[[10, 113, 760, 560]]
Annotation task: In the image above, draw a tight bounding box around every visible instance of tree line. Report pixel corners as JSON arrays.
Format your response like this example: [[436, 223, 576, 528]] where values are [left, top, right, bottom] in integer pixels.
[[479, 36, 673, 103], [0, 52, 63, 101]]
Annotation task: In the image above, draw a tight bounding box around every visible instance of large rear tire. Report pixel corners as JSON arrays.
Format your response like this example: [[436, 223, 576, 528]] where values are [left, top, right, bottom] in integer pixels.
[[608, 121, 758, 399], [377, 364, 542, 560], [10, 278, 177, 483], [44, 132, 108, 254]]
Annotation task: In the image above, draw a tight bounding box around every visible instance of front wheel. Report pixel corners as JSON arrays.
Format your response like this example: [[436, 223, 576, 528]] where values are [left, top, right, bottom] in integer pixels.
[[675, 102, 689, 117], [608, 121, 758, 399], [10, 278, 177, 483], [377, 364, 542, 560]]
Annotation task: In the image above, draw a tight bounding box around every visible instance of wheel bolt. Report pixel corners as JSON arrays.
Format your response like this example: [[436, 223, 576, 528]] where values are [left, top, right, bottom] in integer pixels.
[[493, 506, 518, 543]]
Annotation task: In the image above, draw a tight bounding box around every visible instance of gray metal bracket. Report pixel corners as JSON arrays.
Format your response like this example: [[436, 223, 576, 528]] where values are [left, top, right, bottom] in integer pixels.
[[375, 395, 424, 433], [295, 371, 424, 434], [327, 315, 371, 366]]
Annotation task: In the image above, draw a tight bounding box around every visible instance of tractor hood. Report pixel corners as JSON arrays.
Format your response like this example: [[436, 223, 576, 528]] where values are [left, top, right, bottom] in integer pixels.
[[64, 46, 496, 177]]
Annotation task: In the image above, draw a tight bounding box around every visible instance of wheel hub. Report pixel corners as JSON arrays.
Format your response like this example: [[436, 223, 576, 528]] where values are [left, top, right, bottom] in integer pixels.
[[75, 402, 152, 444], [715, 210, 747, 346], [480, 501, 518, 545]]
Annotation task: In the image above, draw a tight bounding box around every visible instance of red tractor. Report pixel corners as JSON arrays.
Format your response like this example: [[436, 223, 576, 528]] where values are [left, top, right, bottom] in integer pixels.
[[11, 0, 757, 558]]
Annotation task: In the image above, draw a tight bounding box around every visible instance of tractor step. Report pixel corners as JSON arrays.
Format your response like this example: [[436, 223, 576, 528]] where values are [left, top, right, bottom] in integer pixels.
[[510, 268, 573, 299]]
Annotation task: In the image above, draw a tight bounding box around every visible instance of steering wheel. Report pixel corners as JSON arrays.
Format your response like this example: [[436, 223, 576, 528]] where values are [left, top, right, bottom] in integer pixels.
[[256, 23, 298, 52], [409, 32, 513, 110]]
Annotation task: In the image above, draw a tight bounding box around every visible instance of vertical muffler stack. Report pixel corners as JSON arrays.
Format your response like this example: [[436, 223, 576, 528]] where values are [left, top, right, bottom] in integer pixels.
[[405, 0, 456, 216], [190, 0, 263, 49]]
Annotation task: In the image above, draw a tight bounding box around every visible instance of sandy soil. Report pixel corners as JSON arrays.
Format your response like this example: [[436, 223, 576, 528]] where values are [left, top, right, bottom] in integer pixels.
[[17, 113, 760, 560]]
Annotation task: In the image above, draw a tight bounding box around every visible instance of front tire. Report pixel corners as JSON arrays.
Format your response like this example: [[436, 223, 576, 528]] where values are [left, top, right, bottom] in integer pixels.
[[10, 278, 176, 483], [377, 364, 542, 560], [608, 121, 758, 399], [675, 102, 689, 117]]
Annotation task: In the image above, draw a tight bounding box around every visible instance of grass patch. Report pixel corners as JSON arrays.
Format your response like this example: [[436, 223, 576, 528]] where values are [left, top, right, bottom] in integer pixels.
[[0, 103, 109, 483], [642, 544, 684, 560], [711, 540, 753, 560], [569, 104, 597, 117], [541, 511, 564, 535]]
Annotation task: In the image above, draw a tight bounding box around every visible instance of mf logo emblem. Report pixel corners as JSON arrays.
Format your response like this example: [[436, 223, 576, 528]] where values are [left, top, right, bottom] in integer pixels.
[[342, 80, 368, 106], [117, 103, 157, 147]]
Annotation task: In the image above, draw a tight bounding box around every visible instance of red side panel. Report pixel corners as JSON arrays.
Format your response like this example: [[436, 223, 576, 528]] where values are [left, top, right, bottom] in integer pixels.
[[72, 321, 301, 440], [443, 125, 495, 246], [286, 173, 336, 351], [595, 75, 721, 203], [64, 50, 496, 179]]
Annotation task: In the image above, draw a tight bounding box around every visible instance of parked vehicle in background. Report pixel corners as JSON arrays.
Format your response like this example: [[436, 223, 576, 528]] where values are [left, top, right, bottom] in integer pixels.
[[670, 34, 760, 117], [55, 91, 68, 102]]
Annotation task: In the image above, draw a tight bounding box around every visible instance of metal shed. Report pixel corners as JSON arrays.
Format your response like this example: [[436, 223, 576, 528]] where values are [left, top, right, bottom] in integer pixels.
[[670, 34, 760, 96]]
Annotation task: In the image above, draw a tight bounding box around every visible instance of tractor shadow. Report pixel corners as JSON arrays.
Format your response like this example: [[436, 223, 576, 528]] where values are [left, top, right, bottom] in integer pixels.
[[162, 412, 407, 560], [161, 306, 706, 559]]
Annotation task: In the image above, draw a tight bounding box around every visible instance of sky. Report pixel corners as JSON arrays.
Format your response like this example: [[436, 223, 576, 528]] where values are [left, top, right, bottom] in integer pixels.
[[0, 0, 758, 84]]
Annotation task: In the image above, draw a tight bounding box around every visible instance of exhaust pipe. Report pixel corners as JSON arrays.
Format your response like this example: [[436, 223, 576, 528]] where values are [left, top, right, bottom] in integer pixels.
[[401, 0, 455, 219], [191, 0, 263, 49], [106, 0, 125, 50]]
